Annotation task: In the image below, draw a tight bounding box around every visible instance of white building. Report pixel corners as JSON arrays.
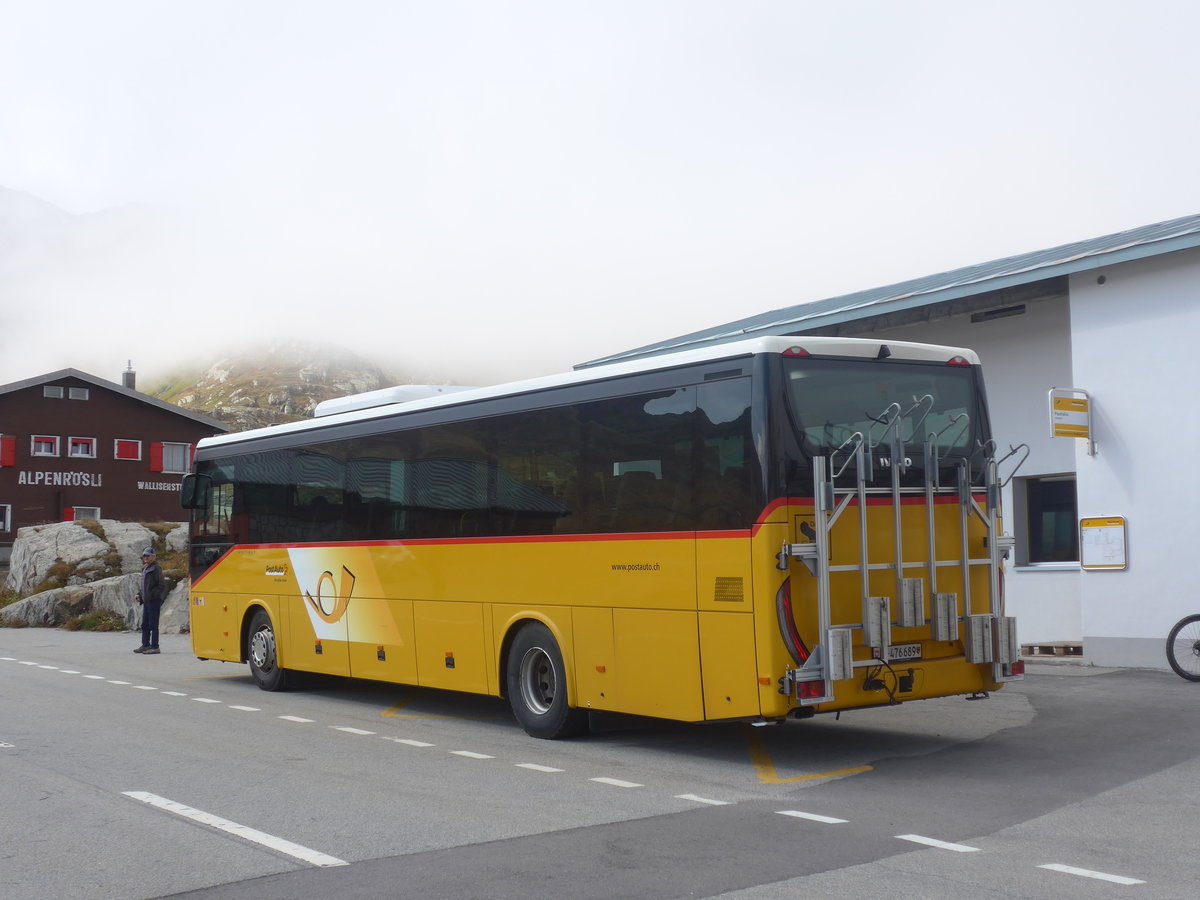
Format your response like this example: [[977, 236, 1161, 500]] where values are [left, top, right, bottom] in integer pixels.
[[584, 214, 1200, 668]]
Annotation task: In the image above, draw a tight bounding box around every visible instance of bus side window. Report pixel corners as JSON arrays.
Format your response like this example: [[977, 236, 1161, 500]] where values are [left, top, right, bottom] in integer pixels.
[[696, 378, 759, 529]]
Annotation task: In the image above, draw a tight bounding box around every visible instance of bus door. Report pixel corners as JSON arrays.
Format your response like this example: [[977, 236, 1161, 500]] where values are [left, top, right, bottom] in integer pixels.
[[284, 547, 354, 677]]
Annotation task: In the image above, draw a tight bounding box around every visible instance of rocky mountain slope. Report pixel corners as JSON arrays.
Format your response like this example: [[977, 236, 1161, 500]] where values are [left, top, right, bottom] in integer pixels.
[[149, 341, 401, 431]]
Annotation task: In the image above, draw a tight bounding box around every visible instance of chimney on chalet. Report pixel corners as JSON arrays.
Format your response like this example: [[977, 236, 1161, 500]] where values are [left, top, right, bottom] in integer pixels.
[[122, 360, 136, 390]]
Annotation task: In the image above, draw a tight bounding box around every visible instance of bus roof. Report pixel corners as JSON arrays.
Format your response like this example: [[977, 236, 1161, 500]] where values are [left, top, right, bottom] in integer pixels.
[[195, 335, 981, 452]]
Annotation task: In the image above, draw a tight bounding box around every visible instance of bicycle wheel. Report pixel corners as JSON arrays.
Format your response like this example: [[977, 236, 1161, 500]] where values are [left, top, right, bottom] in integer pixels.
[[1166, 614, 1200, 681]]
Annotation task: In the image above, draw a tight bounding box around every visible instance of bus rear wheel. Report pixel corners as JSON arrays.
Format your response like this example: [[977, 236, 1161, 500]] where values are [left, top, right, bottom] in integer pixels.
[[506, 623, 588, 739], [247, 608, 288, 691]]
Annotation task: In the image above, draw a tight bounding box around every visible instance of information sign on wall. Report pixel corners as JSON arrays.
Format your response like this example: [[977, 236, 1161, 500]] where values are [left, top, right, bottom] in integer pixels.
[[1049, 387, 1096, 456], [1080, 516, 1127, 570]]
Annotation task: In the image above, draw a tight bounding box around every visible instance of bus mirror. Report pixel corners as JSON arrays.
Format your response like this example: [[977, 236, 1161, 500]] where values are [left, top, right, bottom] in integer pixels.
[[180, 474, 211, 510]]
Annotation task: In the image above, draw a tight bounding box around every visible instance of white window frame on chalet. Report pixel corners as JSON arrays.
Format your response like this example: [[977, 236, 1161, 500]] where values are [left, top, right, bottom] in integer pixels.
[[32, 435, 60, 457], [69, 436, 97, 459]]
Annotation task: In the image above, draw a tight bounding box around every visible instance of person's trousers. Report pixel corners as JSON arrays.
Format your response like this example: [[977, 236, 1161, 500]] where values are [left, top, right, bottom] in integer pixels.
[[141, 601, 163, 649]]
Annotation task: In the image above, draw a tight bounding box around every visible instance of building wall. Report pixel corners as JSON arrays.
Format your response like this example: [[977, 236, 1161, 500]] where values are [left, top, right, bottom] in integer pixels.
[[1068, 247, 1200, 666], [0, 374, 222, 548], [845, 294, 1083, 646]]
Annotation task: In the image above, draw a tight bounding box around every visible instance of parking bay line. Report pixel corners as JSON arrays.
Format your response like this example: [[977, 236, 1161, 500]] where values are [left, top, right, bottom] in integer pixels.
[[895, 833, 980, 853], [777, 810, 848, 824], [123, 791, 346, 867], [1038, 863, 1144, 885]]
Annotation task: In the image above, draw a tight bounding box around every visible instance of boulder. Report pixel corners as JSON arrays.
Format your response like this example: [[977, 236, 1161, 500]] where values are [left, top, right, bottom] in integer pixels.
[[5, 522, 110, 594], [1, 571, 190, 633], [2, 519, 192, 634], [102, 521, 160, 572]]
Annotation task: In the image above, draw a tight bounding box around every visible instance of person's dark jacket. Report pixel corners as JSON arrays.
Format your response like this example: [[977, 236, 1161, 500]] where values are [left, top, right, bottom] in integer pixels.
[[139, 561, 166, 605]]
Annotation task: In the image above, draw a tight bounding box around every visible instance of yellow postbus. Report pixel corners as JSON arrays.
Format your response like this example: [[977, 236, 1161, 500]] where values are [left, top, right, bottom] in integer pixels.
[[181, 336, 1023, 738]]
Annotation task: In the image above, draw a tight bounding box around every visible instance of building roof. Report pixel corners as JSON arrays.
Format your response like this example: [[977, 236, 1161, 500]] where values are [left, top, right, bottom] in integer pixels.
[[0, 368, 229, 432], [579, 212, 1200, 368]]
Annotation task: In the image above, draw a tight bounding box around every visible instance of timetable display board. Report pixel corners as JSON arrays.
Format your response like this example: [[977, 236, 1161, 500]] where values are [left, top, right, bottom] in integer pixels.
[[1080, 516, 1127, 571]]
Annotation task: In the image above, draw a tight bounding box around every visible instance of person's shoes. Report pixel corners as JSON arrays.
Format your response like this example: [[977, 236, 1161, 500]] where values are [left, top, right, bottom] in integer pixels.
[[143, 647, 161, 655], [133, 646, 148, 653]]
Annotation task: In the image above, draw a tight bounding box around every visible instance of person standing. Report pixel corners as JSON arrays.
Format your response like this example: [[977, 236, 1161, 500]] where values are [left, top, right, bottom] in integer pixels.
[[134, 547, 166, 654]]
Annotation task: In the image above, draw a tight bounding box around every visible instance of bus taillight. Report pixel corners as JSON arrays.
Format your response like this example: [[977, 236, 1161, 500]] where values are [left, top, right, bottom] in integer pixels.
[[797, 681, 824, 700], [776, 578, 810, 665]]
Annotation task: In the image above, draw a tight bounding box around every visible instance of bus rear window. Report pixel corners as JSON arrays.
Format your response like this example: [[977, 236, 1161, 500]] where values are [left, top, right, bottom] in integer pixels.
[[782, 357, 988, 482]]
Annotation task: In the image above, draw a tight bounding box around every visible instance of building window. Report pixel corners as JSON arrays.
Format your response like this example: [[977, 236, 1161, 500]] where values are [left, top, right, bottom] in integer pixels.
[[69, 437, 97, 459], [160, 442, 192, 474], [68, 387, 90, 401], [0, 504, 10, 532], [115, 439, 142, 461], [72, 506, 101, 521], [1017, 474, 1079, 565], [32, 435, 60, 457], [43, 386, 64, 399]]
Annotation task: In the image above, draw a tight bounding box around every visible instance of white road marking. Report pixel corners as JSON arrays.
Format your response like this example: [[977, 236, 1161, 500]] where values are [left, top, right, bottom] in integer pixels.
[[676, 794, 731, 806], [230, 705, 260, 712], [279, 715, 314, 723], [777, 810, 848, 824], [37, 665, 59, 670], [192, 698, 222, 704], [516, 763, 564, 773], [161, 691, 187, 697], [1038, 863, 1145, 885], [452, 750, 494, 759], [590, 777, 643, 788], [83, 674, 105, 680], [384, 737, 433, 747], [1, 741, 13, 748], [895, 834, 980, 852], [132, 685, 158, 691], [332, 726, 375, 735], [107, 680, 132, 685], [0, 656, 15, 661], [60, 670, 80, 674], [18, 661, 38, 666], [123, 791, 346, 867]]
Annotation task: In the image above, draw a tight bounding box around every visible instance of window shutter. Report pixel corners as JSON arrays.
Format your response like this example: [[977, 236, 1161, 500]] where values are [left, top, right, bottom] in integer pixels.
[[0, 435, 14, 467], [149, 442, 164, 472]]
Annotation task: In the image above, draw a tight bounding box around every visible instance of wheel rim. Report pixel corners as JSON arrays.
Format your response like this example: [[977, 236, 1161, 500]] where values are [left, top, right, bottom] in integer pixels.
[[518, 645, 555, 715], [250, 625, 277, 674]]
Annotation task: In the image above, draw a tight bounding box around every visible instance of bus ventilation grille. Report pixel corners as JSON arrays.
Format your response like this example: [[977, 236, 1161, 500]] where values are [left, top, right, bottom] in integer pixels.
[[714, 577, 745, 604]]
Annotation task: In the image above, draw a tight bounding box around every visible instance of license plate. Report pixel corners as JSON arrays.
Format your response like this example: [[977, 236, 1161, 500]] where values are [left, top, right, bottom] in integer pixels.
[[876, 643, 922, 662]]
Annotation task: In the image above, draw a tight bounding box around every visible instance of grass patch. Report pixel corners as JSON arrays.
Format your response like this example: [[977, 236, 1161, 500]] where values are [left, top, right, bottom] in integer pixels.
[[34, 560, 75, 594], [64, 609, 127, 632]]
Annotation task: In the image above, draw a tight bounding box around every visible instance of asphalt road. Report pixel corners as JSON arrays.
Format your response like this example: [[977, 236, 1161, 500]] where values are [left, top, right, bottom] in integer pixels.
[[2, 628, 1196, 899]]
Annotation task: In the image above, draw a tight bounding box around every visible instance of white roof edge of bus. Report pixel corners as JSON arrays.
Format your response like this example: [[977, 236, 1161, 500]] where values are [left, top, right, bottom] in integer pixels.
[[314, 384, 477, 417], [196, 335, 980, 450]]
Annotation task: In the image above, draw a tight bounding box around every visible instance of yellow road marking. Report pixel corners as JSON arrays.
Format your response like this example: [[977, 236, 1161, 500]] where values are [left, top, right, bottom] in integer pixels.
[[746, 729, 872, 784], [382, 691, 504, 721]]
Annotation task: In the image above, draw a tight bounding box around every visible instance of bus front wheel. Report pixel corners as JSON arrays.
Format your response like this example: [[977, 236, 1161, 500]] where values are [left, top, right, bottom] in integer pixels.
[[247, 608, 288, 691], [506, 623, 588, 739]]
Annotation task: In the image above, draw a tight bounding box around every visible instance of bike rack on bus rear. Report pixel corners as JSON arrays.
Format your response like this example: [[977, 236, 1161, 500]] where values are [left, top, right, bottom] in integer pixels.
[[778, 396, 1028, 706]]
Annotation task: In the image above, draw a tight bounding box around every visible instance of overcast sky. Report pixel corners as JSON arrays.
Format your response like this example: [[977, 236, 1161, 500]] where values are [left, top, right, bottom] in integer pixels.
[[2, 1, 1199, 390]]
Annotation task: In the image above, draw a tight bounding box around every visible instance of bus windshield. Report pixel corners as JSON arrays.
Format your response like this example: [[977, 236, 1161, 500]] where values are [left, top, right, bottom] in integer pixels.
[[782, 357, 989, 485]]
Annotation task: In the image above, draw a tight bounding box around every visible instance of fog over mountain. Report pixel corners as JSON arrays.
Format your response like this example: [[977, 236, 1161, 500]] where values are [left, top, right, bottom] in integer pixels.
[[147, 340, 412, 431]]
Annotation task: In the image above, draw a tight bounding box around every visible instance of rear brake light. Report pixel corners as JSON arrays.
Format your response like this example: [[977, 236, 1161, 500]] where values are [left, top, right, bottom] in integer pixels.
[[783, 346, 810, 358], [798, 681, 824, 699], [1009, 660, 1025, 676], [947, 355, 971, 366]]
